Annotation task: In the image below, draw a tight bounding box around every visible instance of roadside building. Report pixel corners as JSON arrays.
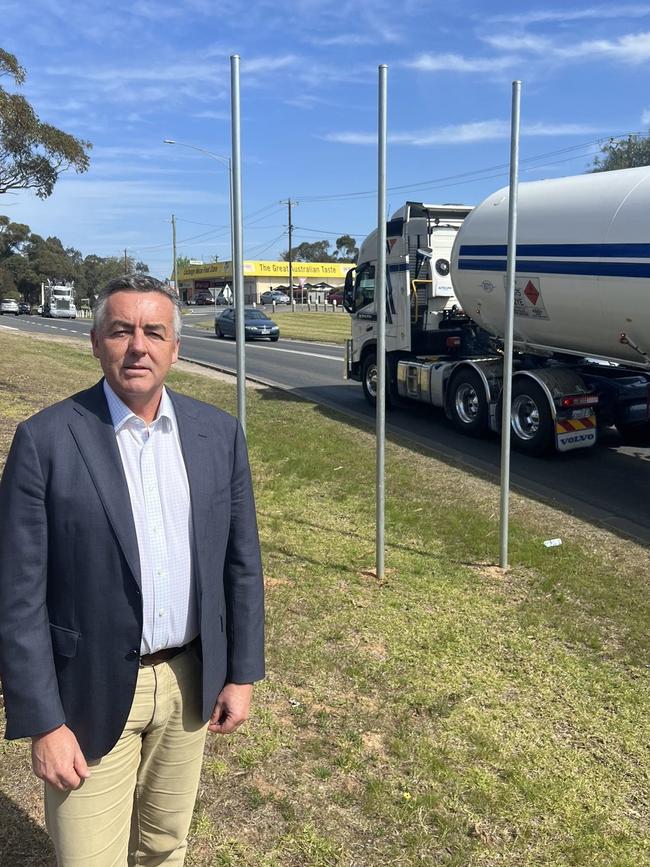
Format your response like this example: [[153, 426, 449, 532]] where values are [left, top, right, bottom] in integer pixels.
[[177, 260, 350, 304]]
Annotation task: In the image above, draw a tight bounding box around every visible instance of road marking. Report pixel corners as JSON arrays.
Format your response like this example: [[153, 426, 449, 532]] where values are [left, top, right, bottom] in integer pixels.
[[181, 332, 341, 362], [0, 324, 19, 331]]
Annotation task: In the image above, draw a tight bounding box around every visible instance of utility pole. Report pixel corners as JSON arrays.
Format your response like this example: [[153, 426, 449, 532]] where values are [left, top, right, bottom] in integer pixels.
[[124, 248, 129, 274], [280, 199, 298, 306], [171, 214, 178, 297]]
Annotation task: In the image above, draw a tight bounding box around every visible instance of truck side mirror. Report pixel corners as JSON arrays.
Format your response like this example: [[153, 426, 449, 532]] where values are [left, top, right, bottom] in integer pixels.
[[343, 267, 355, 313]]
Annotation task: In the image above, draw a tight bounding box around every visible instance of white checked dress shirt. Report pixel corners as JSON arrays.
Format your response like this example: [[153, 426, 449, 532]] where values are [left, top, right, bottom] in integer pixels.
[[103, 381, 197, 654]]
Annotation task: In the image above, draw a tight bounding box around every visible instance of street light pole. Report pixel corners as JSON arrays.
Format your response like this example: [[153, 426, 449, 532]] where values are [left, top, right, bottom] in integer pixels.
[[163, 139, 233, 283]]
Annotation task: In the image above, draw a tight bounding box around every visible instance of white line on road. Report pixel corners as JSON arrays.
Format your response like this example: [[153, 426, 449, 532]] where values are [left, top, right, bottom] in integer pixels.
[[0, 324, 19, 331], [181, 332, 341, 362]]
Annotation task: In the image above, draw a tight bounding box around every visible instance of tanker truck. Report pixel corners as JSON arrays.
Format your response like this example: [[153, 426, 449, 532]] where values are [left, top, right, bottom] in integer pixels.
[[343, 166, 650, 455]]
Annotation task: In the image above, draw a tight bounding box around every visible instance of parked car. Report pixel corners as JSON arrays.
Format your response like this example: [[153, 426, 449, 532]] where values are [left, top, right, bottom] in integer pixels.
[[327, 290, 344, 306], [18, 302, 31, 314], [260, 290, 290, 305], [193, 292, 215, 306], [0, 298, 19, 315], [215, 307, 280, 341]]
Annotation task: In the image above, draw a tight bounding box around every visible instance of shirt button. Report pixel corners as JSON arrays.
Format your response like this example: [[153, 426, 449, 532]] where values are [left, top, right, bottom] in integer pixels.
[[158, 609, 165, 617]]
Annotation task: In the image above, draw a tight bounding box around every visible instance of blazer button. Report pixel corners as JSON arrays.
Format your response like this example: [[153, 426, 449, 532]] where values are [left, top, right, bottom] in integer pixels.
[[126, 649, 139, 661]]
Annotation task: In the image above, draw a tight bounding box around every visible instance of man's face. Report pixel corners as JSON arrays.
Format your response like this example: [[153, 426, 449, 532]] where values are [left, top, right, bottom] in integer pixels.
[[91, 291, 179, 411]]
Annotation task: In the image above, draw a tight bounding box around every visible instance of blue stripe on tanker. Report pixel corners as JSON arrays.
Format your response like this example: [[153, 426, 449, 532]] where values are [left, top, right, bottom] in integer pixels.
[[459, 242, 650, 258], [457, 258, 650, 278]]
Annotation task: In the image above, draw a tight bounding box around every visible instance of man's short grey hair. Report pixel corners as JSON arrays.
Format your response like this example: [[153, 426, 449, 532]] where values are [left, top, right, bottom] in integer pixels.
[[93, 274, 183, 339]]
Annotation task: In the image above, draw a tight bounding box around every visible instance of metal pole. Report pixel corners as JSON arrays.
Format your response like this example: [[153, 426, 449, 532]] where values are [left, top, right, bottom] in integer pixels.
[[230, 54, 246, 434], [376, 64, 388, 582], [228, 159, 234, 291], [171, 214, 178, 297], [124, 248, 128, 274], [499, 80, 522, 569]]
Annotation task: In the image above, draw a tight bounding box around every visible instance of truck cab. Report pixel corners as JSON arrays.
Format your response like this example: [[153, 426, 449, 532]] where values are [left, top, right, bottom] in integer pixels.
[[345, 203, 472, 403]]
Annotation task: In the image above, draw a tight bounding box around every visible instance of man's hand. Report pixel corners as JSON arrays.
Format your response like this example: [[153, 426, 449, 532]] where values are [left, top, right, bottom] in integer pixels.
[[208, 683, 253, 734], [31, 724, 91, 791]]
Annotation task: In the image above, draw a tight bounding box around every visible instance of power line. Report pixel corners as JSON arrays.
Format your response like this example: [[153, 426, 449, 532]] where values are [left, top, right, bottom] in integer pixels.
[[293, 225, 364, 237], [245, 230, 288, 258], [295, 132, 637, 203]]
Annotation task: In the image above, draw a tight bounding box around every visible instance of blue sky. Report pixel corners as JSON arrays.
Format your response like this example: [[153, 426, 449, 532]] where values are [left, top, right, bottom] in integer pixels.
[[3, 0, 650, 277]]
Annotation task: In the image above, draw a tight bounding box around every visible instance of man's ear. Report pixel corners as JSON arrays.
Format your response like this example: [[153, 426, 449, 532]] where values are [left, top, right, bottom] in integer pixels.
[[90, 329, 100, 359], [172, 338, 180, 364]]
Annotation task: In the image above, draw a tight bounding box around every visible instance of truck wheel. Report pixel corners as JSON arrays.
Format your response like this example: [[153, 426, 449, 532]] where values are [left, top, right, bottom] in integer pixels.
[[510, 379, 554, 456], [448, 369, 488, 436], [361, 353, 397, 408], [616, 421, 650, 446]]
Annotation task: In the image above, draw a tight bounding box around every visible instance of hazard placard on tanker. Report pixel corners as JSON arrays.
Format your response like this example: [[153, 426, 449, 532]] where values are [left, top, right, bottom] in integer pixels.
[[511, 277, 550, 320]]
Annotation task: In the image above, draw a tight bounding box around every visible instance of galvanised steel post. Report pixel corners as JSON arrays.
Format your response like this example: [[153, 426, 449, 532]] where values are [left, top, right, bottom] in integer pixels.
[[230, 54, 246, 435], [376, 65, 388, 582], [499, 80, 522, 568]]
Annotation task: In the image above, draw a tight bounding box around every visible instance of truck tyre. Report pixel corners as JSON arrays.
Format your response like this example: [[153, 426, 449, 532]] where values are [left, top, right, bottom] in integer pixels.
[[510, 379, 554, 456], [448, 368, 489, 436], [361, 353, 398, 408], [616, 421, 650, 446]]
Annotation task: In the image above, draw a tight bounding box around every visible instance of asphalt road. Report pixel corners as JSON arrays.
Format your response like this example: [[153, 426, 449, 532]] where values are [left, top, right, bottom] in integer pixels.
[[3, 310, 649, 545]]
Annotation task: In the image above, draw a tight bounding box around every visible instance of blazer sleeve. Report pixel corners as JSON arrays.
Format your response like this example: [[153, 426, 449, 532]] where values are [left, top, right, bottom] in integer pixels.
[[0, 422, 66, 739], [223, 421, 265, 684]]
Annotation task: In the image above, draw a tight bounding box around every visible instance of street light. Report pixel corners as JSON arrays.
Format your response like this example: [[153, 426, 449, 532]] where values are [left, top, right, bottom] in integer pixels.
[[163, 139, 234, 293]]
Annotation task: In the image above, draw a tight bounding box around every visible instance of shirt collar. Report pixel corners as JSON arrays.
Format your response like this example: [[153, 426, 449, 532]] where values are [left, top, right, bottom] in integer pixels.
[[103, 380, 176, 433]]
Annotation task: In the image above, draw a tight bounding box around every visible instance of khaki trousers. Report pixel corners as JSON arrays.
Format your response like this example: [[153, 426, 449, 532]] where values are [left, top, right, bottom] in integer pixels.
[[45, 647, 208, 866]]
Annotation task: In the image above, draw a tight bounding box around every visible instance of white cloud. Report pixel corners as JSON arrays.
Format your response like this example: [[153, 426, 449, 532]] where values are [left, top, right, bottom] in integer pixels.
[[487, 5, 650, 25], [482, 30, 650, 66], [406, 52, 519, 73], [562, 32, 650, 63], [311, 33, 384, 47], [191, 109, 230, 121], [324, 120, 605, 146], [481, 34, 551, 53]]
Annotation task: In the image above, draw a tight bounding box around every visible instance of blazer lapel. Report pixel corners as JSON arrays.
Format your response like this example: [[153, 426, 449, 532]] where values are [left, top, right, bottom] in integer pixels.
[[68, 381, 142, 588], [168, 389, 214, 589]]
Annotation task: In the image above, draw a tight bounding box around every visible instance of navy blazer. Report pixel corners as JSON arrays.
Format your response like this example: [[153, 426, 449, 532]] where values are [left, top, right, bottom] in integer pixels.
[[0, 380, 264, 760]]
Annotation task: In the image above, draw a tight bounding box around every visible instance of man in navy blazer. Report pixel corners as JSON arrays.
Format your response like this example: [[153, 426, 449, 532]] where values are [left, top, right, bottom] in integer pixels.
[[0, 275, 265, 865]]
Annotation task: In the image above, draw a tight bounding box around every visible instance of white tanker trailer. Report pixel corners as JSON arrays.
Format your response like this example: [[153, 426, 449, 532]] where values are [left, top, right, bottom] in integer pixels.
[[344, 167, 650, 455]]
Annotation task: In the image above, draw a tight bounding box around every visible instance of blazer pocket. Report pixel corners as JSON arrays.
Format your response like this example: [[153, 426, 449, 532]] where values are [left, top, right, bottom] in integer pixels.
[[49, 623, 80, 658]]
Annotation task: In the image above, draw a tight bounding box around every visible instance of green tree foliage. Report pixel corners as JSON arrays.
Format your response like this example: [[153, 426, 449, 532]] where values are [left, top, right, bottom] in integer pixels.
[[0, 49, 91, 198], [334, 234, 359, 262], [0, 217, 152, 303], [0, 215, 30, 260], [591, 132, 650, 172], [281, 237, 358, 262]]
